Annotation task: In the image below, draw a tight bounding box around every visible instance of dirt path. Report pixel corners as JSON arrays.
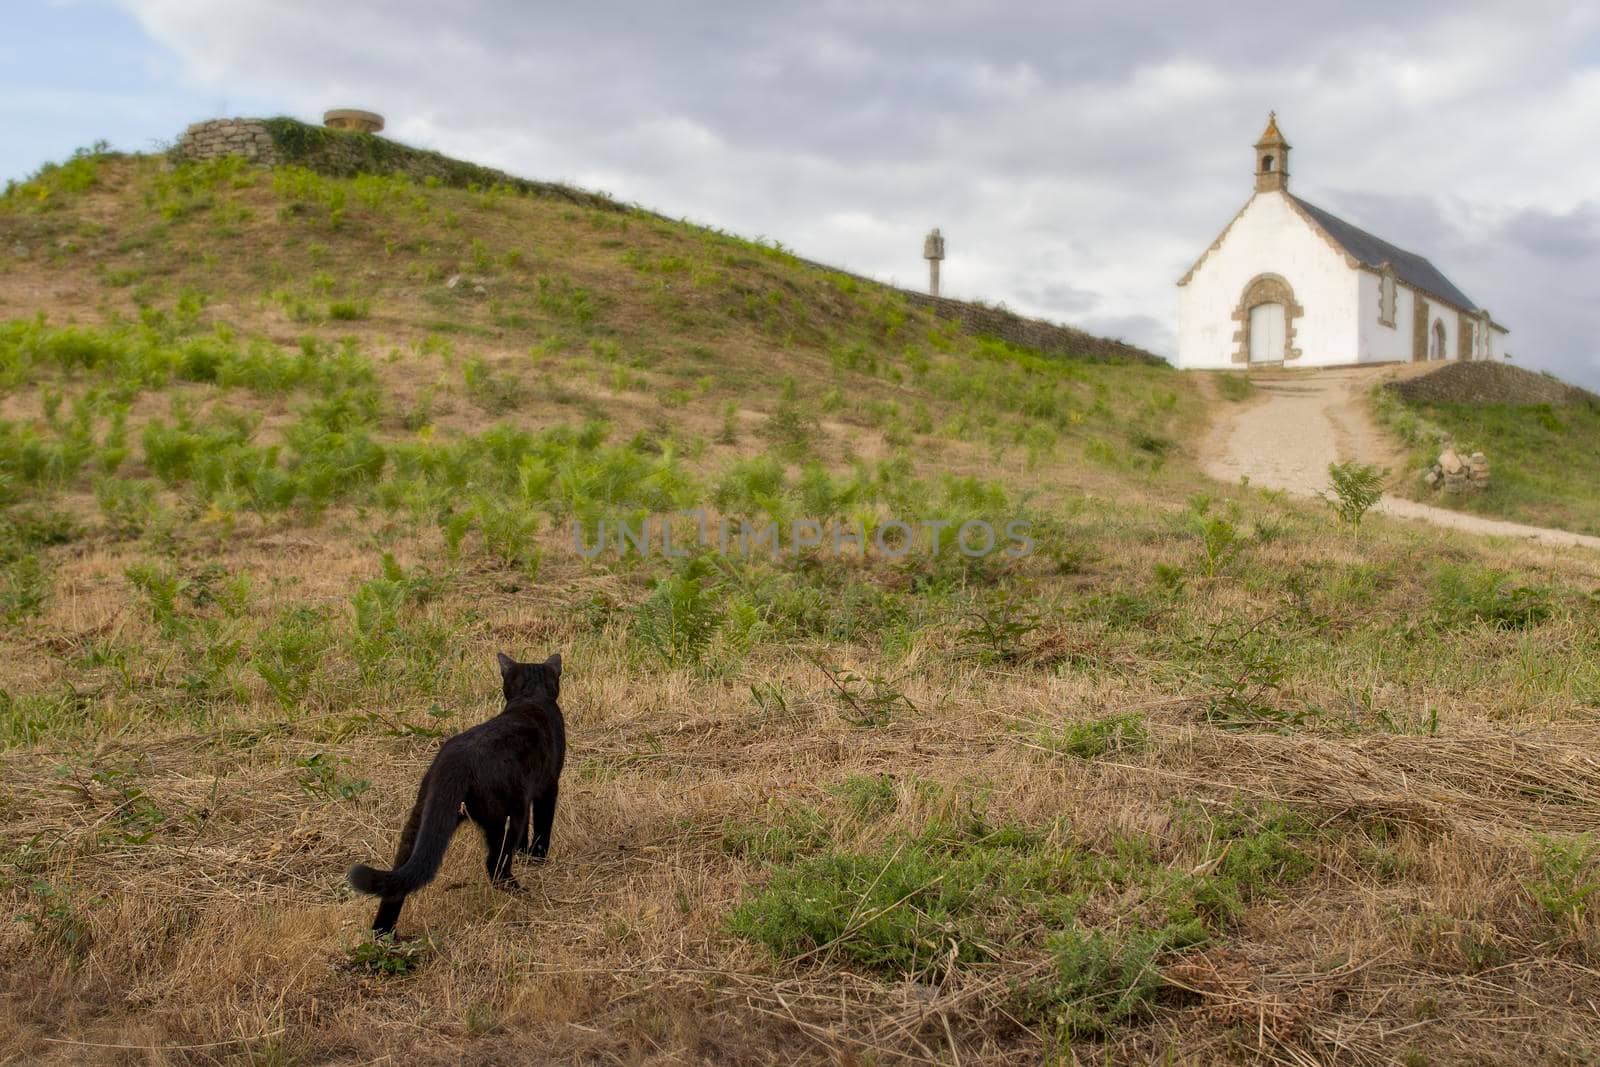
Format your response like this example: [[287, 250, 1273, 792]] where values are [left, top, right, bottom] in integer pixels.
[[1202, 366, 1600, 551]]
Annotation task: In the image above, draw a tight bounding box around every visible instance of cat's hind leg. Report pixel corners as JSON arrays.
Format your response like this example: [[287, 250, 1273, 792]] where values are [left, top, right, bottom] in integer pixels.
[[528, 782, 558, 860], [479, 809, 527, 888]]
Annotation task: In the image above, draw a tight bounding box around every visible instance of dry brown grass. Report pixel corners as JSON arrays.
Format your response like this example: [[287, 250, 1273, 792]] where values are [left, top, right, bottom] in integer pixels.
[[6, 641, 1600, 1065]]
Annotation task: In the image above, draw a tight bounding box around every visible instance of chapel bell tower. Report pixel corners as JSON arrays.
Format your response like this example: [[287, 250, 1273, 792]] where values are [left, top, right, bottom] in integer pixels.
[[1254, 112, 1290, 193]]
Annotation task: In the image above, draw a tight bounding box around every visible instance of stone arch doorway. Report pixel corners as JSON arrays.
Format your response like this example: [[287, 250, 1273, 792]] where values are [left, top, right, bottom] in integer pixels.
[[1431, 319, 1447, 360], [1231, 273, 1303, 365]]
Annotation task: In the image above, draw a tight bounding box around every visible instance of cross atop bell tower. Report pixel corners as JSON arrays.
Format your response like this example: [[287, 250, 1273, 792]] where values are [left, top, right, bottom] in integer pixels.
[[1254, 112, 1290, 193]]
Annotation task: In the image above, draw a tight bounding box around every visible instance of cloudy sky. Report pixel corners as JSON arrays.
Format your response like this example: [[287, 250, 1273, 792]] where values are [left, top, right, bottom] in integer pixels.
[[5, 1, 1599, 389]]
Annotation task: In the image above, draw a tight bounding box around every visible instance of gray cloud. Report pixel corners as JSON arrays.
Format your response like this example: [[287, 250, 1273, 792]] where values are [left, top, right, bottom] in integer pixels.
[[113, 0, 1600, 389], [1502, 204, 1600, 262], [1013, 281, 1099, 315]]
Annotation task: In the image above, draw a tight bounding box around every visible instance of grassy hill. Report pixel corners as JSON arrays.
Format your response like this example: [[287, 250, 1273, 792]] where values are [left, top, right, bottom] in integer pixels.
[[3, 144, 1600, 1065], [1375, 362, 1600, 536]]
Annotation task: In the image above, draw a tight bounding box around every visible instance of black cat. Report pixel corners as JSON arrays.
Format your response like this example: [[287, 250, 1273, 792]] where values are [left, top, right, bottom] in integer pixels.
[[348, 652, 567, 935]]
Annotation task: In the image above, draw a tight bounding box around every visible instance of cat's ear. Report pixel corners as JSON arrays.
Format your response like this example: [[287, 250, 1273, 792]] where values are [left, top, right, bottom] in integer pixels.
[[544, 652, 562, 679], [497, 652, 517, 679]]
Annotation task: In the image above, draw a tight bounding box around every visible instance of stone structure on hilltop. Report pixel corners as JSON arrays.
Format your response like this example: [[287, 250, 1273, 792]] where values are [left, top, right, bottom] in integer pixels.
[[323, 109, 385, 134], [175, 118, 280, 165], [178, 110, 385, 166], [923, 227, 945, 298], [172, 115, 615, 210]]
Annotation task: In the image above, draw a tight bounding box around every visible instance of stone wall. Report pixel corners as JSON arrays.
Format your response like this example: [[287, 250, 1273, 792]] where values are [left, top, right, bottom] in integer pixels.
[[1386, 361, 1598, 408], [176, 119, 281, 165], [788, 254, 1164, 365], [898, 291, 1164, 365]]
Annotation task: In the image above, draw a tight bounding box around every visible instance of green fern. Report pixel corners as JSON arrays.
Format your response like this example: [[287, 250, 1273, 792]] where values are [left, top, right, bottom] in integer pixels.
[[632, 557, 722, 669]]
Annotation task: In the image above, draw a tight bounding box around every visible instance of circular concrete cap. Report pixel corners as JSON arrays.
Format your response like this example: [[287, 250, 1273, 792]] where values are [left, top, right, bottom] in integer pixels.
[[323, 109, 385, 134]]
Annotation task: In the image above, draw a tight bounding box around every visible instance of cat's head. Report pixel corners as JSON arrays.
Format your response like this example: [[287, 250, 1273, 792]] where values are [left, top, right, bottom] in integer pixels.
[[497, 651, 562, 704]]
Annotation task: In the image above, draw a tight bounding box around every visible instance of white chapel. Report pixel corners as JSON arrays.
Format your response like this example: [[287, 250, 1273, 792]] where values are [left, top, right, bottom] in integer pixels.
[[1177, 114, 1507, 369]]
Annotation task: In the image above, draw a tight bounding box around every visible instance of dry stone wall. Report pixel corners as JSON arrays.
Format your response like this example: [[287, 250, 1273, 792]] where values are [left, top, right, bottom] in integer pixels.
[[899, 292, 1164, 365], [1386, 362, 1598, 408], [789, 253, 1164, 365], [176, 119, 280, 165]]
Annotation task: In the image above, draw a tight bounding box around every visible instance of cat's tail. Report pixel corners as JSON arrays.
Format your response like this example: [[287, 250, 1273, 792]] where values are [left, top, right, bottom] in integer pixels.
[[348, 774, 465, 899]]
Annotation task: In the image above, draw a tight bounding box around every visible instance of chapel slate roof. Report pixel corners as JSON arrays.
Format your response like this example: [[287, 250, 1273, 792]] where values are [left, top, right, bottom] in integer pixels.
[[1290, 195, 1479, 312]]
